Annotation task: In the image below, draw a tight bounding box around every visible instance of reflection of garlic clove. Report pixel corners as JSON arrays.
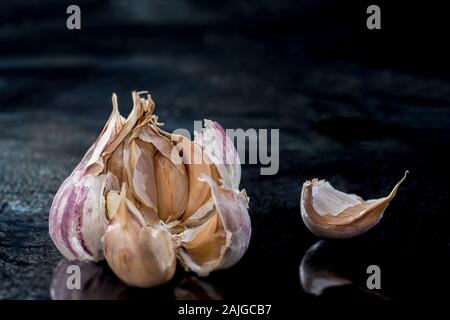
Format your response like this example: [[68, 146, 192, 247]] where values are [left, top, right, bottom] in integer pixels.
[[300, 171, 408, 239], [174, 277, 223, 300], [300, 241, 389, 299], [178, 175, 251, 276], [300, 241, 352, 296], [50, 259, 129, 300], [103, 185, 176, 288]]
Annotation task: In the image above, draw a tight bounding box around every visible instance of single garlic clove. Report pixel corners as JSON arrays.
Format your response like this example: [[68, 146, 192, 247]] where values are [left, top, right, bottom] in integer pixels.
[[195, 120, 241, 190], [175, 136, 220, 221], [178, 175, 251, 276], [123, 138, 158, 217], [103, 184, 177, 288], [49, 98, 125, 261], [154, 152, 189, 222], [300, 171, 408, 239]]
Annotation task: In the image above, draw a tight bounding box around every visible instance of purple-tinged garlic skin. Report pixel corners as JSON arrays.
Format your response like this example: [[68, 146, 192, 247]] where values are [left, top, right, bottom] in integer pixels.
[[49, 100, 124, 261], [195, 120, 241, 190], [49, 173, 109, 261]]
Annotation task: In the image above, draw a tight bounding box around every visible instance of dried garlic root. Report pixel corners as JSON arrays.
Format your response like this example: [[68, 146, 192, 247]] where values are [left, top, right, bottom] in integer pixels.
[[300, 171, 408, 239], [49, 91, 251, 288]]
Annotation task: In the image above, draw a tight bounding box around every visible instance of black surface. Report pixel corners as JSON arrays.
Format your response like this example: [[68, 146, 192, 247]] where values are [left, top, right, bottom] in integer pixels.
[[0, 0, 448, 305]]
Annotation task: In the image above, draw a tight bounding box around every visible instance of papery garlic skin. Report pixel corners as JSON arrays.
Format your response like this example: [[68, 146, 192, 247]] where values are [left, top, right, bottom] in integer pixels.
[[195, 120, 241, 190], [178, 175, 251, 276], [49, 100, 124, 261], [300, 171, 408, 239], [103, 185, 176, 288]]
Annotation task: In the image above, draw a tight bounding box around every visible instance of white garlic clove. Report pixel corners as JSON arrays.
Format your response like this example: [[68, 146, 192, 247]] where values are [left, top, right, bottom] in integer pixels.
[[49, 98, 125, 261], [195, 120, 241, 190], [300, 171, 408, 239], [103, 184, 177, 288], [178, 175, 251, 276]]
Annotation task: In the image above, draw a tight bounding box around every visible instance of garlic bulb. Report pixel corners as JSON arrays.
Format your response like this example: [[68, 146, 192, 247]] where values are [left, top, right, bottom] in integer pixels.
[[49, 91, 251, 287], [300, 171, 408, 239]]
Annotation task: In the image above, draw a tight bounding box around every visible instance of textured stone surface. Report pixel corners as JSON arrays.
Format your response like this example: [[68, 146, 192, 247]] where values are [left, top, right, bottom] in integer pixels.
[[0, 0, 447, 301]]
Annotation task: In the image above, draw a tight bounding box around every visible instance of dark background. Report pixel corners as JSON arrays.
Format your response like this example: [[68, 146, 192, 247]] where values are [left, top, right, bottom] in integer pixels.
[[0, 0, 448, 305]]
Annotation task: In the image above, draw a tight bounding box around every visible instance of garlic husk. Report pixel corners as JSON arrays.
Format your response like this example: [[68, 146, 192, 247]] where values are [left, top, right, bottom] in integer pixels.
[[103, 185, 177, 288], [178, 175, 251, 276], [49, 98, 125, 261], [194, 120, 241, 190], [174, 136, 221, 221], [154, 152, 189, 222], [300, 171, 408, 239]]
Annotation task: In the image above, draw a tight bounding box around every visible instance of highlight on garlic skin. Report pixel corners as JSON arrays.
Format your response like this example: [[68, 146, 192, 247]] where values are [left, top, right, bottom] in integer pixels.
[[300, 171, 408, 239], [49, 91, 251, 288]]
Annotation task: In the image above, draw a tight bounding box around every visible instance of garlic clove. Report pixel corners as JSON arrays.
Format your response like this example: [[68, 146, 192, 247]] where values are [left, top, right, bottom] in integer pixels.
[[175, 136, 220, 221], [103, 184, 177, 288], [195, 120, 241, 190], [49, 99, 125, 261], [49, 174, 109, 261], [178, 175, 251, 276], [154, 152, 189, 222], [123, 138, 158, 216], [300, 171, 408, 239]]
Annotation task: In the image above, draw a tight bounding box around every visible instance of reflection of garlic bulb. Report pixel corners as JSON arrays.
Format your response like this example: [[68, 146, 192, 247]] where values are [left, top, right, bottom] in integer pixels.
[[300, 172, 407, 239], [49, 92, 251, 287]]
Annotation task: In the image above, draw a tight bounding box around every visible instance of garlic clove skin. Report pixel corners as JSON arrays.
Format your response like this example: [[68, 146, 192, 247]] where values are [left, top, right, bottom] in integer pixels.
[[154, 152, 189, 222], [300, 171, 408, 239], [195, 120, 241, 190], [49, 100, 124, 261], [103, 185, 176, 288], [175, 136, 221, 221], [49, 174, 109, 261], [178, 175, 251, 276]]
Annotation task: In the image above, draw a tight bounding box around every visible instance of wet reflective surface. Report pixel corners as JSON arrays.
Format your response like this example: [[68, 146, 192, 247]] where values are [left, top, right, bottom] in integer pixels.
[[50, 259, 223, 300]]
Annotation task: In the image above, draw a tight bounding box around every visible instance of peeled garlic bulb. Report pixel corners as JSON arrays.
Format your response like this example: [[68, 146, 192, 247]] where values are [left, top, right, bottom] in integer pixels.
[[300, 171, 408, 239], [49, 91, 251, 287]]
